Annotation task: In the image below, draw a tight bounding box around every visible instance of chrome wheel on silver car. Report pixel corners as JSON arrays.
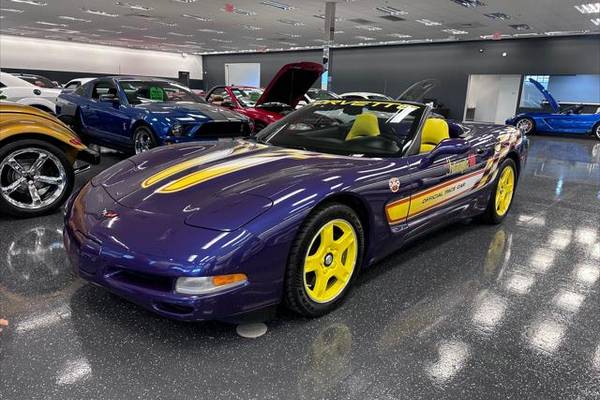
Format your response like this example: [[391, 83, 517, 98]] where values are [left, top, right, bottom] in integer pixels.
[[133, 126, 156, 155], [515, 117, 534, 135], [0, 140, 74, 217]]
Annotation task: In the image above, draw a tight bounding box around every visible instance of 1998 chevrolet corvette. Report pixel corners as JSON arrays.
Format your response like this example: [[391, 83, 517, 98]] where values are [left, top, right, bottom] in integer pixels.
[[64, 99, 528, 321]]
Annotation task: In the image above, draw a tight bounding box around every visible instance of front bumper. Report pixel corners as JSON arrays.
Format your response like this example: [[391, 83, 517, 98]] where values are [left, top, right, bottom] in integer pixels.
[[64, 224, 272, 321]]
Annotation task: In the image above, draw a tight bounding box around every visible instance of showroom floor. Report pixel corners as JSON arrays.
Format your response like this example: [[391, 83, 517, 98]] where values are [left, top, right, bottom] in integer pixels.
[[0, 135, 599, 400]]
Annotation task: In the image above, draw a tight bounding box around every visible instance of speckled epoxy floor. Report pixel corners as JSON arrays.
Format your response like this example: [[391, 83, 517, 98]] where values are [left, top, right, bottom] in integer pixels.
[[0, 135, 599, 400]]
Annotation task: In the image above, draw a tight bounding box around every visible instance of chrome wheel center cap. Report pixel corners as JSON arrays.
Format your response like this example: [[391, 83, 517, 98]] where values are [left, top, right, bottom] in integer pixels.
[[324, 253, 334, 267]]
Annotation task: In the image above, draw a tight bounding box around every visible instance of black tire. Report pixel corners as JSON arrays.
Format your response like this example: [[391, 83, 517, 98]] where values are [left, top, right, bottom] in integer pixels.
[[283, 203, 364, 317], [131, 125, 157, 155], [0, 139, 74, 218], [592, 123, 600, 141], [480, 158, 518, 225], [515, 117, 535, 135]]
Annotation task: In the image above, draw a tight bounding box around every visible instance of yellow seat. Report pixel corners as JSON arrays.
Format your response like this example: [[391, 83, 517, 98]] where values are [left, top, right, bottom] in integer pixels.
[[345, 113, 380, 141], [420, 118, 450, 153]]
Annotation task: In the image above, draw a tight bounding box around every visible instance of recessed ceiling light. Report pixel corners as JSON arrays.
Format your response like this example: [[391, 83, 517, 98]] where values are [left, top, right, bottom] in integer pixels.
[[35, 21, 68, 27], [181, 14, 212, 22], [144, 35, 166, 40], [416, 19, 442, 26], [116, 2, 153, 11], [154, 21, 178, 27], [260, 1, 294, 11], [172, 0, 197, 3], [376, 6, 407, 15], [355, 25, 383, 31], [574, 3, 600, 14], [168, 32, 193, 37], [443, 28, 469, 34], [212, 38, 233, 43], [355, 36, 375, 41], [480, 33, 510, 39], [1, 8, 25, 13], [512, 32, 539, 37], [58, 16, 91, 22], [387, 33, 412, 38], [592, 18, 600, 25], [509, 24, 531, 31], [243, 25, 262, 31], [43, 28, 79, 34], [121, 25, 147, 30], [98, 29, 123, 34], [278, 32, 301, 38], [10, 0, 46, 5], [484, 12, 511, 20], [198, 28, 224, 34], [81, 8, 119, 17], [278, 18, 304, 26], [450, 0, 486, 7]]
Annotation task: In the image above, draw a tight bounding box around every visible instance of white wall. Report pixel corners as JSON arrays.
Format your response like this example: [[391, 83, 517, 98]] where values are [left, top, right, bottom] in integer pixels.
[[466, 74, 520, 124], [0, 35, 203, 79]]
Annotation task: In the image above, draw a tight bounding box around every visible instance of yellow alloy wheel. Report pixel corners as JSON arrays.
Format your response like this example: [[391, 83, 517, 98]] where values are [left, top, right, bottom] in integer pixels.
[[495, 165, 515, 217], [303, 219, 358, 304]]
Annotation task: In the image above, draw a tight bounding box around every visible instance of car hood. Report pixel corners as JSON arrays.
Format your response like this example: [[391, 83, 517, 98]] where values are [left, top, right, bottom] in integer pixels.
[[255, 62, 324, 108], [96, 140, 374, 230], [134, 101, 246, 121], [529, 78, 559, 113]]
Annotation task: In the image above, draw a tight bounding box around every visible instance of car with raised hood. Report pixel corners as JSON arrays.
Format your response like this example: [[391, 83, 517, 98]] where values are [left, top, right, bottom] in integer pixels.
[[56, 77, 252, 154], [64, 98, 528, 322], [206, 62, 325, 131], [0, 103, 99, 218], [506, 78, 600, 141], [0, 72, 62, 115]]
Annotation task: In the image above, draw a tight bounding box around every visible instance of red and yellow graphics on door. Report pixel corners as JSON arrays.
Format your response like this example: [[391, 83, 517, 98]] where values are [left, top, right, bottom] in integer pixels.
[[385, 169, 486, 225]]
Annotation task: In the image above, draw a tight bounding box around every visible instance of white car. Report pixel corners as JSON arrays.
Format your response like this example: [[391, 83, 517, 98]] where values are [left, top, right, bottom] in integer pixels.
[[0, 72, 61, 114], [339, 92, 393, 101], [63, 77, 95, 92]]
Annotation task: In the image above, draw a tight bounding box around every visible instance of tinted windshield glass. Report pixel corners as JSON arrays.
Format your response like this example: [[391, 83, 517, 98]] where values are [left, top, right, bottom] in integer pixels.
[[21, 75, 57, 88], [119, 80, 202, 104], [306, 89, 338, 100], [256, 100, 425, 157], [231, 88, 263, 107]]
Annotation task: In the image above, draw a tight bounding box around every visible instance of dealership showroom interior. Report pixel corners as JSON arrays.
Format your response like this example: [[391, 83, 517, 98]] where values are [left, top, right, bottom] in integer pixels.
[[1, 0, 600, 398]]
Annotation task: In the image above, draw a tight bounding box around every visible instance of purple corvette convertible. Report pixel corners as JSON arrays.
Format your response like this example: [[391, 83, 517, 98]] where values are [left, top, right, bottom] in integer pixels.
[[64, 99, 528, 321]]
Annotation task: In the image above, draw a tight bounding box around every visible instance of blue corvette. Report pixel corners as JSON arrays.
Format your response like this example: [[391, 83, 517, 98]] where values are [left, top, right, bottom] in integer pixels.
[[506, 78, 600, 141], [56, 77, 251, 154]]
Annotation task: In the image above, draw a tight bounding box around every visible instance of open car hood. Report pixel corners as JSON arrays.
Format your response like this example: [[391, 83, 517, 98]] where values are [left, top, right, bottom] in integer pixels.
[[255, 62, 324, 108], [529, 78, 560, 113], [397, 79, 438, 102]]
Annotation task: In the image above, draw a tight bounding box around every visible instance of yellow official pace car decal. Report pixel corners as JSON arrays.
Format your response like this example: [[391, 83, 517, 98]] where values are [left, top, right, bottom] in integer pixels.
[[386, 169, 486, 225]]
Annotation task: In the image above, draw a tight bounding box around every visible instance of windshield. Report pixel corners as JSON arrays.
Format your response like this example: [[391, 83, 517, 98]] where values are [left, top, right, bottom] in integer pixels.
[[256, 100, 425, 157], [231, 87, 264, 107], [20, 75, 58, 88], [119, 80, 202, 105]]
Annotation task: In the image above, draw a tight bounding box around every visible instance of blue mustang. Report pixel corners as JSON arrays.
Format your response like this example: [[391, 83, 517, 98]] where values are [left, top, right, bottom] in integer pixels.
[[506, 78, 600, 141], [56, 77, 251, 154]]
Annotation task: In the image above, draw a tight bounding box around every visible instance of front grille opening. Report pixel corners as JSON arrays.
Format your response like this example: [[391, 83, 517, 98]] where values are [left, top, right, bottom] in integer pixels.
[[106, 267, 174, 292], [154, 302, 194, 315]]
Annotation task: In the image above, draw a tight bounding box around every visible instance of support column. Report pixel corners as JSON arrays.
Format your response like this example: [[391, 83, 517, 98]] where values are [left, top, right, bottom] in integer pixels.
[[322, 1, 336, 91]]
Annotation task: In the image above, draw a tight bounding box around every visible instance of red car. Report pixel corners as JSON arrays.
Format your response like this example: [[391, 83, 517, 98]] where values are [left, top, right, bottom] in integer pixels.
[[205, 62, 324, 131]]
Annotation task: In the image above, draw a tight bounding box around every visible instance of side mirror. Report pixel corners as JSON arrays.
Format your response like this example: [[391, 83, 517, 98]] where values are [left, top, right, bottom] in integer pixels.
[[420, 138, 470, 167], [99, 94, 119, 105]]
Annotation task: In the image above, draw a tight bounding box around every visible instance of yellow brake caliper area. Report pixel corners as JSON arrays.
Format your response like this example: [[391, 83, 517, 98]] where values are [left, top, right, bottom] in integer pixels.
[[303, 219, 358, 304], [495, 166, 515, 216]]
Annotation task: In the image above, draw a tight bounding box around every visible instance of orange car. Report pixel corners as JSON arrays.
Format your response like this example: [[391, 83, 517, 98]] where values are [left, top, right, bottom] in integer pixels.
[[0, 103, 98, 217]]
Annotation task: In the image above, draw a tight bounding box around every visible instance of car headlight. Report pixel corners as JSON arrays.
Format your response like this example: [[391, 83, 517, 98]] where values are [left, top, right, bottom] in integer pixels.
[[175, 274, 247, 295], [170, 123, 183, 137]]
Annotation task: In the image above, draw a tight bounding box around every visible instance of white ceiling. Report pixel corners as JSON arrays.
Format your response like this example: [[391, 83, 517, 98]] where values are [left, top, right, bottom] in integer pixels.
[[0, 0, 598, 55]]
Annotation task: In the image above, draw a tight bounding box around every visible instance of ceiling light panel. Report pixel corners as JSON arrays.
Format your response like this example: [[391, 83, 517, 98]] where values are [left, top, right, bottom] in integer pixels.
[[115, 2, 153, 11], [355, 25, 383, 31], [1, 8, 25, 13], [181, 14, 212, 22], [450, 0, 486, 7], [592, 18, 600, 25], [376, 6, 408, 15], [260, 1, 294, 11], [484, 12, 511, 20], [510, 24, 531, 30], [574, 3, 600, 14], [9, 0, 46, 5], [81, 8, 119, 17], [416, 19, 442, 26], [443, 29, 469, 35], [58, 16, 91, 22], [278, 19, 304, 26]]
